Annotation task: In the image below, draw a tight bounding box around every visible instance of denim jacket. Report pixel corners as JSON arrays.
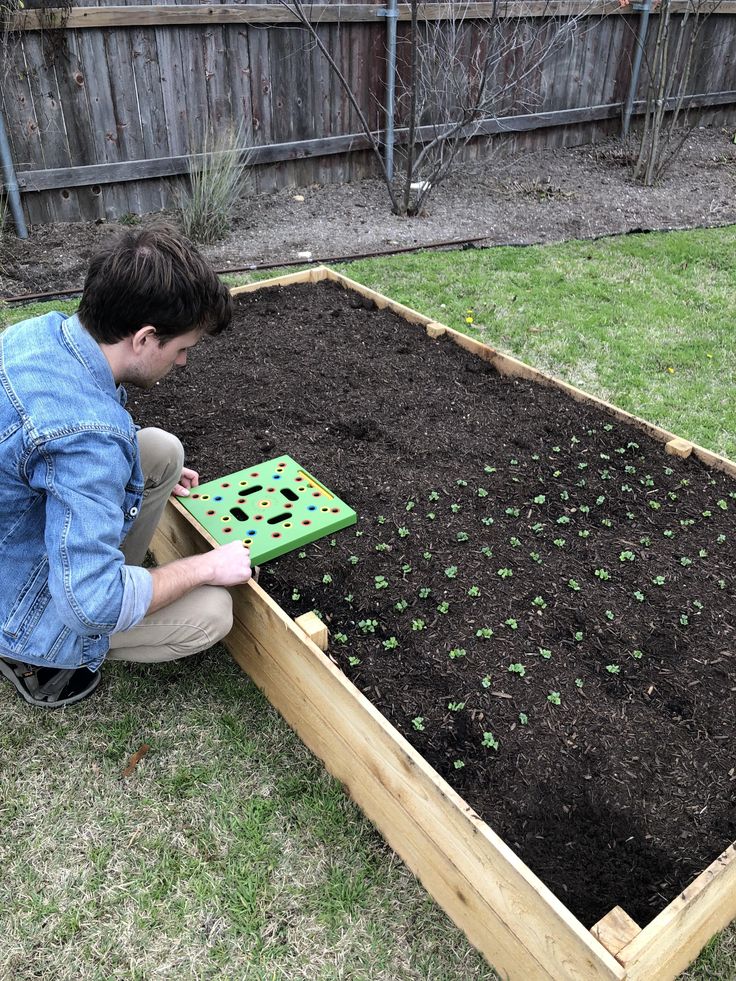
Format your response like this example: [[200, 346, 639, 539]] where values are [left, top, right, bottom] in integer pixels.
[[0, 312, 152, 670]]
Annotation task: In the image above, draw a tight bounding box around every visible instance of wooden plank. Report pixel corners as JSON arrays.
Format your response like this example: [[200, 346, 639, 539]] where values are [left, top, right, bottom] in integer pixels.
[[229, 266, 324, 294], [52, 30, 107, 219], [103, 20, 147, 215], [13, 88, 736, 194], [665, 437, 693, 458], [247, 16, 276, 191], [129, 24, 171, 210], [155, 9, 190, 158], [13, 2, 638, 31], [16, 33, 65, 222], [618, 843, 736, 981], [150, 498, 625, 981], [294, 611, 329, 651], [1, 38, 45, 224], [75, 25, 132, 217], [590, 906, 641, 957]]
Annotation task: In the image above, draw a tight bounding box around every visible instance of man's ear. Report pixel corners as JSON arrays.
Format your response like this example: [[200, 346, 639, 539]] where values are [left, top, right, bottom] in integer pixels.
[[130, 325, 157, 354]]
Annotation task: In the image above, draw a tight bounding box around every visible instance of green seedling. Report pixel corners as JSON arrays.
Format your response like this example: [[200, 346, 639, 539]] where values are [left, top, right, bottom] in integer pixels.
[[476, 627, 493, 639], [382, 636, 399, 650], [374, 575, 389, 590], [357, 619, 378, 634], [508, 663, 526, 677], [547, 691, 561, 705], [539, 648, 552, 660], [448, 647, 466, 659], [394, 599, 408, 612], [444, 565, 459, 579], [411, 717, 425, 731], [448, 701, 465, 712], [497, 568, 513, 579], [411, 618, 426, 631], [481, 674, 492, 688], [605, 664, 620, 674], [518, 712, 529, 725], [467, 585, 480, 597], [481, 732, 499, 750]]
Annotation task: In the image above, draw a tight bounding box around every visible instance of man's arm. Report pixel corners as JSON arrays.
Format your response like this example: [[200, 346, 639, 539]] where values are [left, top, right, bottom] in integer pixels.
[[147, 540, 252, 613]]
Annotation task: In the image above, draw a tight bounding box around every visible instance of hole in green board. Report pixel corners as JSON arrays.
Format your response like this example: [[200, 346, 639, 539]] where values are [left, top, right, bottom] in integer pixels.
[[239, 485, 263, 497], [280, 488, 299, 502], [267, 512, 291, 525], [230, 506, 249, 522]]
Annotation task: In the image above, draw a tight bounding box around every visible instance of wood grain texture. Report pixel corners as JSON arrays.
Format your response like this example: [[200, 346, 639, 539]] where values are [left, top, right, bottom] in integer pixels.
[[618, 844, 736, 981], [590, 906, 641, 957]]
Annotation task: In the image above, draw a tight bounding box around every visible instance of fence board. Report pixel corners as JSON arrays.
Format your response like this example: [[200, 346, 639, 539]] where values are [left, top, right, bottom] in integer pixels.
[[53, 31, 106, 219], [129, 25, 170, 211], [5, 4, 736, 225]]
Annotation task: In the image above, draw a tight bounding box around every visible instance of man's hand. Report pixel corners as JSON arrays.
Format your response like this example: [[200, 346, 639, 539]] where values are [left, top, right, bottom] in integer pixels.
[[173, 466, 199, 497], [147, 541, 252, 614], [207, 540, 253, 586]]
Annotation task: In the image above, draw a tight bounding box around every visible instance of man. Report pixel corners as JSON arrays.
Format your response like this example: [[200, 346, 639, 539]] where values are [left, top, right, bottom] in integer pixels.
[[0, 224, 252, 708]]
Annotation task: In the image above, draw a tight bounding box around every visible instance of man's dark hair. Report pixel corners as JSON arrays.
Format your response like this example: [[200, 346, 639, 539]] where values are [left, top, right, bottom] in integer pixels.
[[78, 224, 232, 343]]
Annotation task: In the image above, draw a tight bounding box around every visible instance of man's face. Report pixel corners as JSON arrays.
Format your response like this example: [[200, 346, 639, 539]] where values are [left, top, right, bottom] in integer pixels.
[[132, 327, 203, 389]]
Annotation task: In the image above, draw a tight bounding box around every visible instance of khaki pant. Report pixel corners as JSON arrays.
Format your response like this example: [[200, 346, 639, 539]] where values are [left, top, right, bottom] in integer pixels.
[[107, 428, 233, 663]]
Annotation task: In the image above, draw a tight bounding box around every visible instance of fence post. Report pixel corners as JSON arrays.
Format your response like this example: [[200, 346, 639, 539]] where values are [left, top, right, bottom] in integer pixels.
[[0, 107, 28, 239], [622, 0, 654, 136], [377, 0, 399, 181]]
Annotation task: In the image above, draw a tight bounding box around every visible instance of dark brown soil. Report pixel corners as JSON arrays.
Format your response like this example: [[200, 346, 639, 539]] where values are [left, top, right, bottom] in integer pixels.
[[133, 278, 736, 931]]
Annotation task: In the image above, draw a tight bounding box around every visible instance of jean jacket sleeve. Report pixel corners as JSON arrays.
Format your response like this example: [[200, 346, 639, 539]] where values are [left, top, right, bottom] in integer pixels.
[[29, 429, 149, 636]]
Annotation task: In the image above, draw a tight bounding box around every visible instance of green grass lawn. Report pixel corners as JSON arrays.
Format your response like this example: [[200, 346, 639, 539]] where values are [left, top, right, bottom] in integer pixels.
[[1, 227, 735, 979]]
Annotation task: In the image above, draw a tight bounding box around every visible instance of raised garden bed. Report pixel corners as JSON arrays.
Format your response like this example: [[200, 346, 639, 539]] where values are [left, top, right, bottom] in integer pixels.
[[142, 266, 736, 980]]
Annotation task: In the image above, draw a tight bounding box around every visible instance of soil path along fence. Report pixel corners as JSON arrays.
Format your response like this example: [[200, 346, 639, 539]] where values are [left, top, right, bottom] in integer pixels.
[[3, 0, 736, 225]]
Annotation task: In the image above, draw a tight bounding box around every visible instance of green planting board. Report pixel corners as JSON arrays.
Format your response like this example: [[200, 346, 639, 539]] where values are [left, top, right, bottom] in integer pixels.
[[179, 455, 357, 564]]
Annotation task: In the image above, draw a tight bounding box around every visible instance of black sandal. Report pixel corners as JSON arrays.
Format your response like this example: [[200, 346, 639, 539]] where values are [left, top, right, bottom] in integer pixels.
[[0, 657, 101, 708]]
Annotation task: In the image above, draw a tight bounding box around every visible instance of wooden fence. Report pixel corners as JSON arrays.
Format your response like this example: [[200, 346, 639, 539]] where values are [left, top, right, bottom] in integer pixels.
[[2, 0, 736, 225]]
